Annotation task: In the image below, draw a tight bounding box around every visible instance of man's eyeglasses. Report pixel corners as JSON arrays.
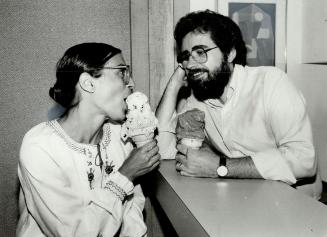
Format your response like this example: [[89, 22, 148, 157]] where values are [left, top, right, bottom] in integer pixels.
[[102, 65, 131, 85], [177, 46, 218, 65]]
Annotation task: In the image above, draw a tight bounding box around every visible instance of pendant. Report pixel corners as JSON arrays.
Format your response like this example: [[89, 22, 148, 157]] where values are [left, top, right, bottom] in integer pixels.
[[105, 161, 115, 175], [87, 168, 95, 189], [96, 144, 104, 171]]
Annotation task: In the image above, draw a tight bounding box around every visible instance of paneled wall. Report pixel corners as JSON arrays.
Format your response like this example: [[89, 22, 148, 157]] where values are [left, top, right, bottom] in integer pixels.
[[286, 0, 327, 181], [130, 1, 189, 235], [131, 0, 190, 108], [0, 1, 130, 236]]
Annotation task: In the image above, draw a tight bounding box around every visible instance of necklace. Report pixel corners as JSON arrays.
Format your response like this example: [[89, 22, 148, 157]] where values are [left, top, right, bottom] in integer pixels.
[[88, 142, 115, 189], [95, 144, 104, 170], [48, 120, 115, 190]]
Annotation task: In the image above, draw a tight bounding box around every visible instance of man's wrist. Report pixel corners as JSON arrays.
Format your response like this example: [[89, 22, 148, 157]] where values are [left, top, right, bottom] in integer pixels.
[[214, 158, 220, 178], [167, 78, 183, 94], [217, 154, 229, 178]]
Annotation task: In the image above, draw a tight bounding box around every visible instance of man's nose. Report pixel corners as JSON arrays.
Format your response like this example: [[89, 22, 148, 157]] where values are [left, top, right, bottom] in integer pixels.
[[184, 55, 198, 70]]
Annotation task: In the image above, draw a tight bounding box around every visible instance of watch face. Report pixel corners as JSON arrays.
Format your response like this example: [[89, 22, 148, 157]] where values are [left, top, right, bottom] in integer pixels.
[[217, 166, 228, 177]]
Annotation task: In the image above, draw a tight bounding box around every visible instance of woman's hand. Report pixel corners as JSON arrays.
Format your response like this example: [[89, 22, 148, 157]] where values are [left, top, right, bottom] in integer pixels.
[[119, 140, 161, 181]]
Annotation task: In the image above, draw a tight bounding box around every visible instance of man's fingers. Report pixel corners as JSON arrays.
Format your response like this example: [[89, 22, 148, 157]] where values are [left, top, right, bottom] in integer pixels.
[[177, 63, 185, 70], [175, 161, 183, 171], [175, 153, 187, 164], [180, 171, 196, 177], [176, 144, 188, 155], [175, 161, 192, 174]]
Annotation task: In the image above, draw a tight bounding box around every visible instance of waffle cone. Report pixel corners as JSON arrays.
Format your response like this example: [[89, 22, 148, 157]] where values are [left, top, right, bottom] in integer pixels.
[[132, 132, 155, 147]]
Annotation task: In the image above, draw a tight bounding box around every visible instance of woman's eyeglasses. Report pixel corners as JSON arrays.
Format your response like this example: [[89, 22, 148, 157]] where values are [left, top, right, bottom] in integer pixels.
[[102, 65, 131, 85]]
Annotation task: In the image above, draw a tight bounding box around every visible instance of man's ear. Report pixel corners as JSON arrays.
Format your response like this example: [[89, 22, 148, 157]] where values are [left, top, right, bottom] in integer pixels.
[[79, 72, 95, 93], [227, 48, 237, 63]]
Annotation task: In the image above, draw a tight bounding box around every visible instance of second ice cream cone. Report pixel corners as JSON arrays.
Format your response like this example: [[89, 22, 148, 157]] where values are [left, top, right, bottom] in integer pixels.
[[180, 137, 204, 150]]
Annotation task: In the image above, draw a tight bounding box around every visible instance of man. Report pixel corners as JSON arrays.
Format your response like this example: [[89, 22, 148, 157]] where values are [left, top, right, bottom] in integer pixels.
[[156, 10, 322, 199]]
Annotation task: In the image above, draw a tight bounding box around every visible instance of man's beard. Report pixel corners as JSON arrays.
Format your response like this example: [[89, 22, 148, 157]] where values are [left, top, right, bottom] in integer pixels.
[[187, 61, 232, 101]]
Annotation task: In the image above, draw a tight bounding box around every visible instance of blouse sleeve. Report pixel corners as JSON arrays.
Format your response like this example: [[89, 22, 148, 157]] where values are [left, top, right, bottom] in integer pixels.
[[19, 143, 133, 237], [119, 184, 147, 237]]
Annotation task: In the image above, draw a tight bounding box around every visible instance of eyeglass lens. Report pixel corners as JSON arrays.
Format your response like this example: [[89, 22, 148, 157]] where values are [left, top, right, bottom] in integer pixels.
[[178, 48, 208, 64], [101, 66, 131, 85]]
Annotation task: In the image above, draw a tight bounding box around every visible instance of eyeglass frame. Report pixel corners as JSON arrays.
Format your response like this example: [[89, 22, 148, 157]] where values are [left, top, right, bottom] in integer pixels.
[[177, 46, 219, 65], [101, 65, 131, 85]]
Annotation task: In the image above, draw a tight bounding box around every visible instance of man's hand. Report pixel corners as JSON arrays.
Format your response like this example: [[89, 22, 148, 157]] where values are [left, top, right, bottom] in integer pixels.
[[164, 64, 187, 93], [175, 144, 220, 178]]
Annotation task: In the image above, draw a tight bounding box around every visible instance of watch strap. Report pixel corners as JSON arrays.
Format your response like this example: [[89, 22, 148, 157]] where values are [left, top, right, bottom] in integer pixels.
[[219, 155, 227, 167]]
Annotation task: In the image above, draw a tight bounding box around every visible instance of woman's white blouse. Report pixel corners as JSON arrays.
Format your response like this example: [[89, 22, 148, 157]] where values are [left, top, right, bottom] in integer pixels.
[[17, 120, 147, 237]]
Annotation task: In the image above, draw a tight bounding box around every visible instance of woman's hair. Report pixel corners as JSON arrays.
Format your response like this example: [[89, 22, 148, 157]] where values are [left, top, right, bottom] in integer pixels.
[[49, 42, 121, 109], [174, 10, 247, 66]]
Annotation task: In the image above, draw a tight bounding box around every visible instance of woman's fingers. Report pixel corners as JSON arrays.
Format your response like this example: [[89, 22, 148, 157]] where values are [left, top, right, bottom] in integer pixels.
[[149, 153, 160, 165], [146, 145, 159, 158], [149, 160, 160, 171], [141, 157, 160, 175], [142, 140, 157, 152]]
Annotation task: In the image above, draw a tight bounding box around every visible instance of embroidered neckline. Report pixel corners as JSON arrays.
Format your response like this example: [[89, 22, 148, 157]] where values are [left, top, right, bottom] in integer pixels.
[[47, 119, 111, 155]]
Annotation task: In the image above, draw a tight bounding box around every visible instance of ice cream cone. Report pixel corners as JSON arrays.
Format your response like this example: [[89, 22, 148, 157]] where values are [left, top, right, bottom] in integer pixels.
[[132, 132, 155, 147], [180, 137, 204, 150], [121, 91, 158, 146], [176, 108, 206, 150]]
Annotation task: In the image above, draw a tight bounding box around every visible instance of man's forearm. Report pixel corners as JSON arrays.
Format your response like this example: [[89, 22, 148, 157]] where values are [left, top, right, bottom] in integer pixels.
[[225, 156, 263, 179], [155, 66, 185, 127], [155, 81, 180, 127]]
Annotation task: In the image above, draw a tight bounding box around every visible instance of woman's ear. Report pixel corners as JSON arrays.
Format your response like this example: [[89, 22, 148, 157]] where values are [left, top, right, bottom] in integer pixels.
[[228, 48, 237, 63], [79, 72, 95, 93]]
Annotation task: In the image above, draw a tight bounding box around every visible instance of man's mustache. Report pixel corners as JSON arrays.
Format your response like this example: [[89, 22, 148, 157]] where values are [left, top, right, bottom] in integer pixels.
[[187, 68, 209, 79]]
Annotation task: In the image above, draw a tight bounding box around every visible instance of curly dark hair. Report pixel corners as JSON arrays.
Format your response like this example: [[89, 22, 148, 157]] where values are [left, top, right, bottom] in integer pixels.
[[174, 10, 247, 65]]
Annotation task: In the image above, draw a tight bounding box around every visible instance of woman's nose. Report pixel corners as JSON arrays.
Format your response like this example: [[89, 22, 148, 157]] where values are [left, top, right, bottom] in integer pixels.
[[127, 77, 135, 91]]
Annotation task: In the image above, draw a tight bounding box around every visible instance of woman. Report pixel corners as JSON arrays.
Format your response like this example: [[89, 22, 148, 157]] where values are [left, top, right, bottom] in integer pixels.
[[17, 43, 160, 237]]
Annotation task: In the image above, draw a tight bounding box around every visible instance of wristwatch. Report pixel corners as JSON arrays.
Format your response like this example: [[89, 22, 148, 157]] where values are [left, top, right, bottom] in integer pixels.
[[217, 155, 228, 177]]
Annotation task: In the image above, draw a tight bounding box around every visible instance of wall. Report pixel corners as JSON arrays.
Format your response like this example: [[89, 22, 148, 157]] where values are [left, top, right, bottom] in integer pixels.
[[0, 1, 130, 236], [286, 0, 327, 182], [131, 0, 190, 107]]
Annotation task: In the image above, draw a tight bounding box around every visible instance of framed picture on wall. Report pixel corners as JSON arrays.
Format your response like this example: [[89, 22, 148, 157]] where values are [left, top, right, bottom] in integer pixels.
[[217, 0, 286, 71]]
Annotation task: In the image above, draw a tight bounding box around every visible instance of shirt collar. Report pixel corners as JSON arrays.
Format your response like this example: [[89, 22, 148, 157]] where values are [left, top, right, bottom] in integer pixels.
[[203, 64, 242, 108]]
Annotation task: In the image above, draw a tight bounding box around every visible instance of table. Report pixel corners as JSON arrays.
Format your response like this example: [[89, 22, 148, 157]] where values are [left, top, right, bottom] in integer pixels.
[[148, 160, 327, 237]]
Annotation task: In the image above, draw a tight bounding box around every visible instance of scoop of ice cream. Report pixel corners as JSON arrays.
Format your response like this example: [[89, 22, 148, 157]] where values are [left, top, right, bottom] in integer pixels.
[[176, 108, 205, 140], [122, 91, 158, 138]]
